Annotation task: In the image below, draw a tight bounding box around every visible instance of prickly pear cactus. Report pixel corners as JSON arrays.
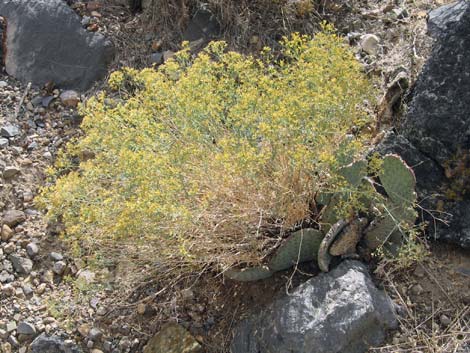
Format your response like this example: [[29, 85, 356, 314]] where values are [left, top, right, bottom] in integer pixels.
[[364, 154, 417, 250], [339, 159, 368, 187], [268, 229, 323, 272], [225, 229, 323, 281], [379, 154, 416, 205], [318, 160, 368, 228], [226, 155, 418, 281]]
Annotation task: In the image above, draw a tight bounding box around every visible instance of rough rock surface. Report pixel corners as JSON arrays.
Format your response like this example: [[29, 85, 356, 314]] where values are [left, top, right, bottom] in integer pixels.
[[427, 1, 469, 39], [231, 261, 397, 353], [0, 0, 114, 90], [2, 209, 26, 227], [9, 254, 33, 274], [404, 1, 470, 166], [182, 8, 221, 43], [30, 334, 82, 353], [376, 1, 470, 248]]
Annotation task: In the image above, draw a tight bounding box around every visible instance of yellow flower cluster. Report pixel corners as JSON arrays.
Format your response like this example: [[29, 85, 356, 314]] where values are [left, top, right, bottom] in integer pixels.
[[38, 32, 372, 271]]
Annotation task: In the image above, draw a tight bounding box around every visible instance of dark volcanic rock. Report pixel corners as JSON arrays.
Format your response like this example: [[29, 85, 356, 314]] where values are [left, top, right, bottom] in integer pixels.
[[404, 2, 470, 166], [183, 8, 220, 43], [376, 2, 470, 248], [439, 200, 470, 248], [428, 1, 469, 39], [231, 261, 397, 353], [0, 0, 114, 90], [31, 334, 82, 353]]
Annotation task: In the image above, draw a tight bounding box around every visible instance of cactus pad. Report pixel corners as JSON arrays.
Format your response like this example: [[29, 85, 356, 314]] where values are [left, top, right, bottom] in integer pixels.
[[364, 203, 417, 250], [379, 154, 416, 205], [364, 154, 417, 250], [339, 160, 368, 187], [320, 160, 368, 228], [226, 228, 324, 281], [318, 219, 348, 272], [268, 228, 323, 272]]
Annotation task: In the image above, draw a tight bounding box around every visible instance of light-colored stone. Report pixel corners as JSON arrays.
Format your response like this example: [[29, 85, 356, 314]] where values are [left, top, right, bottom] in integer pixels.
[[360, 34, 380, 55], [6, 321, 17, 332], [41, 270, 54, 284], [143, 323, 203, 353], [49, 252, 63, 261], [440, 314, 451, 326], [78, 323, 91, 337], [4, 242, 16, 254], [76, 269, 95, 284], [1, 342, 12, 353], [36, 283, 47, 295], [2, 210, 26, 227], [26, 243, 39, 257], [60, 90, 80, 107], [1, 224, 14, 241], [3, 166, 20, 179], [88, 327, 102, 341], [0, 125, 20, 138], [137, 303, 147, 315], [163, 50, 175, 62], [52, 261, 66, 275]]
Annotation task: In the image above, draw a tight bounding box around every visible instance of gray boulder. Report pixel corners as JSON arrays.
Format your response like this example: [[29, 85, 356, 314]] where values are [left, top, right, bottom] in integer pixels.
[[391, 1, 470, 248], [183, 8, 221, 43], [31, 334, 82, 353], [404, 2, 470, 166], [231, 261, 397, 353], [428, 1, 469, 39], [0, 0, 114, 91]]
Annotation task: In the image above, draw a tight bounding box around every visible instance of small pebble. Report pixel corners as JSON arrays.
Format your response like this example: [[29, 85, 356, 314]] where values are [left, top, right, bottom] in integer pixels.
[[360, 34, 380, 55]]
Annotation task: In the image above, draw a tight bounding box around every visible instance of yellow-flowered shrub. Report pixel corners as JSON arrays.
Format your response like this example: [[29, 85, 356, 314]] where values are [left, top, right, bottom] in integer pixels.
[[38, 31, 373, 272]]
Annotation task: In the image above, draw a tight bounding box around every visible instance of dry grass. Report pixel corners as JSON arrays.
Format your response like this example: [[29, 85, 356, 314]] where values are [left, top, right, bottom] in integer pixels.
[[142, 0, 326, 51], [373, 254, 470, 353]]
